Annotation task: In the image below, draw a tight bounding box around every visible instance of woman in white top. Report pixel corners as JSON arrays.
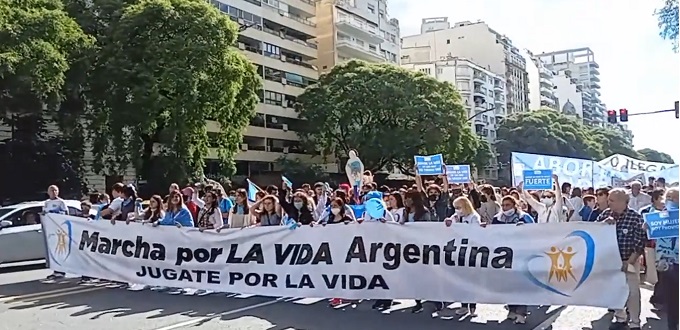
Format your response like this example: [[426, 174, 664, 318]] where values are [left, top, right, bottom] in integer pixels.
[[387, 192, 406, 224], [568, 187, 584, 221], [444, 196, 481, 316], [519, 174, 565, 223], [477, 184, 501, 224], [193, 191, 225, 231]]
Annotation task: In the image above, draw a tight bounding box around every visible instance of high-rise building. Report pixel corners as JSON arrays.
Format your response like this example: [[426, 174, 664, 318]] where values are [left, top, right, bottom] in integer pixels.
[[314, 0, 401, 73], [205, 0, 337, 178], [538, 48, 604, 126], [522, 50, 558, 111], [401, 18, 530, 115], [401, 57, 506, 180]]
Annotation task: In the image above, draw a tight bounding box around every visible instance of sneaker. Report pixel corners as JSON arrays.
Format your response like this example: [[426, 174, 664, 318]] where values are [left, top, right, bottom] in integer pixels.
[[455, 307, 469, 315], [514, 315, 527, 324], [507, 311, 518, 320], [195, 289, 213, 296], [45, 272, 65, 281], [329, 298, 343, 307], [167, 288, 184, 295], [411, 303, 424, 314], [608, 322, 628, 330], [127, 284, 147, 291]]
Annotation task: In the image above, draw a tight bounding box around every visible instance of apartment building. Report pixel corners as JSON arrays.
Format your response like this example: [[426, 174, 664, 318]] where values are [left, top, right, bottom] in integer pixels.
[[552, 69, 584, 118], [204, 0, 338, 179], [314, 0, 401, 72], [522, 49, 558, 111], [401, 18, 529, 116], [401, 57, 506, 180], [538, 47, 605, 126]]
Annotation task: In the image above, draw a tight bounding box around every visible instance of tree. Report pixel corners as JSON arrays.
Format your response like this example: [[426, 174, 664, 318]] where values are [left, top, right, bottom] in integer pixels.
[[295, 60, 487, 174], [82, 0, 260, 182], [275, 157, 331, 187], [638, 148, 676, 164], [495, 110, 602, 162], [655, 0, 679, 52], [590, 127, 641, 159]]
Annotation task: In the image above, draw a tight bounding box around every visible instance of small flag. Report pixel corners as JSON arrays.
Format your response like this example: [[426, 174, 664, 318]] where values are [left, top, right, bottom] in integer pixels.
[[282, 175, 293, 188], [247, 179, 260, 202]]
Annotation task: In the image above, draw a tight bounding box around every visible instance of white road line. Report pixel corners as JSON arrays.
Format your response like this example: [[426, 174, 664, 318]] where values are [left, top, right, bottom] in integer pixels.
[[151, 297, 295, 330], [531, 305, 570, 330]]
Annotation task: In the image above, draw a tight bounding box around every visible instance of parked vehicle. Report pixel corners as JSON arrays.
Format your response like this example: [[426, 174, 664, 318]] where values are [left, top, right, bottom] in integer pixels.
[[0, 200, 88, 265]]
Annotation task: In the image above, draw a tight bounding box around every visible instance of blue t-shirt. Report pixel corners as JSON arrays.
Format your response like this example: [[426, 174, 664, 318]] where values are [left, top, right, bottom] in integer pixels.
[[219, 198, 233, 218]]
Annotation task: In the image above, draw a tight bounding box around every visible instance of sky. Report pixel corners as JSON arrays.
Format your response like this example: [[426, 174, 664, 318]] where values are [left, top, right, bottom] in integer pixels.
[[388, 0, 680, 164]]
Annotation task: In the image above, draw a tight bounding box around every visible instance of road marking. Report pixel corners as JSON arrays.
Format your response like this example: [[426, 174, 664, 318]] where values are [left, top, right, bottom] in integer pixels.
[[0, 286, 106, 303], [152, 297, 295, 330], [531, 305, 570, 330]]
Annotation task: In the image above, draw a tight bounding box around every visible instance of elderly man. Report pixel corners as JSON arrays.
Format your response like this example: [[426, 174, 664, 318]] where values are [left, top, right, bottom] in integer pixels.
[[628, 181, 652, 211], [598, 188, 645, 330]]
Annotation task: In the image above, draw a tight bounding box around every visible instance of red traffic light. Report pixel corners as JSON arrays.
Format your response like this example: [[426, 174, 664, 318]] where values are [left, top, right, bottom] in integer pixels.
[[607, 110, 617, 124], [619, 108, 629, 122]]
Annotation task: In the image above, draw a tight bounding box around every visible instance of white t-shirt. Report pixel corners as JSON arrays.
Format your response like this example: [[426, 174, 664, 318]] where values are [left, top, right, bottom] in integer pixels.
[[568, 197, 584, 221], [459, 212, 481, 225], [108, 197, 124, 212], [43, 198, 68, 214], [390, 207, 405, 223]]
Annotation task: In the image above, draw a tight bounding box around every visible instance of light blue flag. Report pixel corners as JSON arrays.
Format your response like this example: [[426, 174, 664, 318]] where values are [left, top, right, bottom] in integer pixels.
[[282, 175, 293, 188], [247, 179, 260, 202]]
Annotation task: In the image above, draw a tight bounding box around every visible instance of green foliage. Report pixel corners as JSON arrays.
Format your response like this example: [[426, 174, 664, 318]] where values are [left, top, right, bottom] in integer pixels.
[[637, 148, 676, 164], [295, 60, 487, 174], [495, 110, 639, 162], [655, 0, 679, 52], [73, 0, 261, 182], [276, 157, 331, 187], [0, 0, 94, 117]]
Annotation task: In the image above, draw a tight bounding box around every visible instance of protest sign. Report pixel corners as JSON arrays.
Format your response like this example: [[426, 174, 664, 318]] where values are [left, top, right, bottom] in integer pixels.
[[43, 214, 627, 308], [414, 154, 444, 176], [643, 209, 679, 239], [522, 169, 554, 190], [446, 165, 471, 184]]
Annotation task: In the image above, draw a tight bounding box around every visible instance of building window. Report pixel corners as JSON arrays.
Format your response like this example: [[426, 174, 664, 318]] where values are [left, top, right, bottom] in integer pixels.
[[446, 39, 450, 44], [368, 44, 377, 52], [264, 91, 283, 105], [367, 4, 375, 13], [263, 43, 280, 57]]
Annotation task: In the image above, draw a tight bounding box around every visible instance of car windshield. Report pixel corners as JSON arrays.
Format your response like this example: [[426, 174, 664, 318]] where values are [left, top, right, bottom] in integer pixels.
[[0, 208, 16, 220]]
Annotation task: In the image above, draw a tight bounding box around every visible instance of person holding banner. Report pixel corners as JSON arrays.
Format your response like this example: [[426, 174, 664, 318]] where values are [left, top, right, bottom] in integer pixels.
[[386, 192, 406, 223], [139, 195, 164, 222], [278, 186, 317, 225], [194, 191, 224, 231], [43, 185, 69, 281], [152, 190, 194, 228], [519, 174, 565, 223], [597, 188, 645, 330], [230, 189, 251, 228]]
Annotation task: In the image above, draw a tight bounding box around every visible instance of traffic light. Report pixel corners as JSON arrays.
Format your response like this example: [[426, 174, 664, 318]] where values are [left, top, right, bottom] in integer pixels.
[[675, 101, 679, 119], [619, 108, 629, 122], [607, 110, 617, 124]]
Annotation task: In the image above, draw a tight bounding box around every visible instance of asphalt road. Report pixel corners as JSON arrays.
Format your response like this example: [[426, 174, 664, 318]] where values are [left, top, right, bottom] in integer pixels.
[[0, 263, 668, 330]]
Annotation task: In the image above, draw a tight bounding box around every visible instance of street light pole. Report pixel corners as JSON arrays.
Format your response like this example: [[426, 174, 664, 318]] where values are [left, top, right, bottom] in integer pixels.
[[467, 104, 497, 121]]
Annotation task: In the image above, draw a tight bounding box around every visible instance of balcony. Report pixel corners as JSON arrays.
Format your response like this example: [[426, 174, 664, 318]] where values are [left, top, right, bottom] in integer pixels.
[[264, 78, 306, 96], [243, 26, 317, 58], [284, 0, 315, 16], [539, 66, 552, 78], [494, 95, 504, 104], [540, 86, 553, 97], [539, 77, 553, 88], [335, 16, 384, 44], [255, 1, 316, 37], [473, 88, 486, 98], [473, 73, 486, 84], [590, 81, 601, 89], [591, 75, 600, 82], [242, 49, 318, 78], [336, 37, 385, 62], [494, 82, 503, 91]]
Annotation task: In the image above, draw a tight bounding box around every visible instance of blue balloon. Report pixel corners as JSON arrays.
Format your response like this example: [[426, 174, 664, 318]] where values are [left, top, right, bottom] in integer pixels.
[[365, 198, 385, 219]]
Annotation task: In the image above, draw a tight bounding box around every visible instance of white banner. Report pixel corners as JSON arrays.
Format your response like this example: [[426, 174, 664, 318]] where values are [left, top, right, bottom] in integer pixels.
[[598, 154, 674, 173], [42, 214, 628, 308]]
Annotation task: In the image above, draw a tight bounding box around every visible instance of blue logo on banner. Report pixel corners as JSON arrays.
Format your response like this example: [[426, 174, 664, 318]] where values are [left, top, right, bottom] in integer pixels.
[[446, 165, 470, 184], [46, 218, 74, 266], [414, 154, 444, 176], [523, 169, 554, 190], [644, 209, 679, 239], [522, 230, 596, 297]]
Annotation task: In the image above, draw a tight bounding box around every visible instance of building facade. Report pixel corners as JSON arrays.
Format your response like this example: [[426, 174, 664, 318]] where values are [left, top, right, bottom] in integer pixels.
[[315, 0, 401, 73], [538, 48, 605, 126], [401, 18, 529, 116], [401, 57, 506, 180], [204, 0, 337, 179], [522, 50, 558, 111], [552, 69, 584, 118]]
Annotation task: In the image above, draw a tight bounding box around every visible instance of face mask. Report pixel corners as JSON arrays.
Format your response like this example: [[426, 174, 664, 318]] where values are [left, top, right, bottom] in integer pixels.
[[294, 202, 304, 209], [541, 198, 554, 206], [331, 207, 341, 215], [428, 194, 439, 201], [667, 201, 679, 209], [229, 196, 236, 202], [503, 209, 515, 216]]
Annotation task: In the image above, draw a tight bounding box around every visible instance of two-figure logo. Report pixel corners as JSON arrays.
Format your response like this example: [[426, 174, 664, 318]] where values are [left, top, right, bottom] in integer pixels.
[[523, 230, 595, 297], [46, 219, 73, 266]]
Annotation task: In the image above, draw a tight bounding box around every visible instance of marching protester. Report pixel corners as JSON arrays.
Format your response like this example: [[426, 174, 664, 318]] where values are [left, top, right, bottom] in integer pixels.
[[44, 185, 69, 281], [628, 181, 652, 211], [250, 195, 283, 226], [568, 187, 584, 221], [579, 194, 601, 221], [152, 190, 194, 228], [386, 192, 406, 223], [477, 184, 501, 224], [598, 188, 645, 330], [278, 184, 317, 225], [519, 174, 565, 223], [229, 189, 251, 228], [141, 195, 164, 223], [641, 188, 668, 307], [415, 169, 449, 221], [194, 190, 224, 231]]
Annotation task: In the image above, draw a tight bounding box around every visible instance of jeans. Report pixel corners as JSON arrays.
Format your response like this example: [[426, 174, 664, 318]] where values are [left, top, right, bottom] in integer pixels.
[[613, 262, 641, 328], [660, 264, 679, 330]]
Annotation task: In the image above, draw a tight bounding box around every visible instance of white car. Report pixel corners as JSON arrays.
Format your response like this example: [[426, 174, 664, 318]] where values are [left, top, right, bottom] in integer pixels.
[[0, 200, 89, 265]]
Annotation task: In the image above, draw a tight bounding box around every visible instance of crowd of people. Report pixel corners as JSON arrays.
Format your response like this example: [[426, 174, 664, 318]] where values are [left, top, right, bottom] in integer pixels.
[[39, 171, 678, 330]]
